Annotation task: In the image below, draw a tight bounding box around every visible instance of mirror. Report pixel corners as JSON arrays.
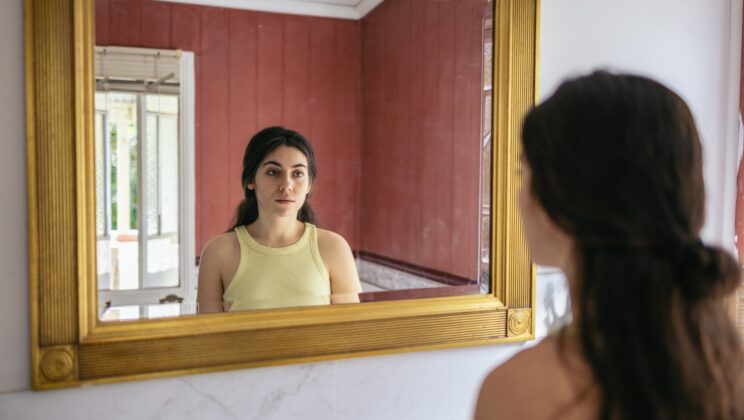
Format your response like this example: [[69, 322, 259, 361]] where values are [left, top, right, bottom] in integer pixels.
[[92, 0, 496, 319], [27, 0, 536, 390]]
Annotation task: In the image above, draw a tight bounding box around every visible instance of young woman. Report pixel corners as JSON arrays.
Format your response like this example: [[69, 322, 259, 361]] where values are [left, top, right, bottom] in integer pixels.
[[197, 127, 362, 313], [475, 72, 744, 419]]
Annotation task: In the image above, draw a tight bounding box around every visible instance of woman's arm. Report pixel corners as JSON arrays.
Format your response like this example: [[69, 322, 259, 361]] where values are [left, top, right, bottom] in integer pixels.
[[318, 230, 363, 304], [196, 235, 235, 313]]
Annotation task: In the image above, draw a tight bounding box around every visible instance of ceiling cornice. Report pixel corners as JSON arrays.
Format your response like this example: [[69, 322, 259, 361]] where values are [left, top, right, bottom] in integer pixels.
[[157, 0, 385, 20]]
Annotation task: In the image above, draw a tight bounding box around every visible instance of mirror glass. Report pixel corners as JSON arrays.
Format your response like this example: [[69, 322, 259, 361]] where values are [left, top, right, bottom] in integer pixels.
[[94, 0, 494, 320]]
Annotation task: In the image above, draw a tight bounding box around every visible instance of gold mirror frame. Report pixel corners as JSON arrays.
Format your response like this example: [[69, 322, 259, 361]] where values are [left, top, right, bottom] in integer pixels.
[[26, 0, 538, 390]]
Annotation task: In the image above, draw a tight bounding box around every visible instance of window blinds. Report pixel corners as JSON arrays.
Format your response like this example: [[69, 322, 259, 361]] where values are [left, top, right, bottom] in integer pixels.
[[95, 46, 181, 94]]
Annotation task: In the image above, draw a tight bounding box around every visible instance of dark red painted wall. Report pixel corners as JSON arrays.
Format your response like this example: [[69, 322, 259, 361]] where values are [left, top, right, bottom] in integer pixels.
[[96, 0, 362, 254], [359, 0, 487, 280], [96, 0, 487, 280]]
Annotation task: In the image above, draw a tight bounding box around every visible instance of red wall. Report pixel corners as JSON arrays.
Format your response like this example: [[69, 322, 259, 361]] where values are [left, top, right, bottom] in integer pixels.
[[96, 0, 362, 254], [96, 0, 487, 280], [359, 0, 487, 280]]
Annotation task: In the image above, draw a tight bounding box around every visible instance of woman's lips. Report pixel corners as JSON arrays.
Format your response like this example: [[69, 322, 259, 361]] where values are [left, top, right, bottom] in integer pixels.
[[276, 198, 295, 204]]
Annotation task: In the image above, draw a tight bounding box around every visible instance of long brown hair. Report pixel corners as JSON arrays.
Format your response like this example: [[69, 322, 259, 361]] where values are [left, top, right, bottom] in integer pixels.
[[522, 71, 744, 419], [228, 126, 317, 231]]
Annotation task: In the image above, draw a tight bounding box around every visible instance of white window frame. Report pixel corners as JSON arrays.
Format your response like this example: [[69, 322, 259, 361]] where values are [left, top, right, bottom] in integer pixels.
[[97, 49, 196, 310]]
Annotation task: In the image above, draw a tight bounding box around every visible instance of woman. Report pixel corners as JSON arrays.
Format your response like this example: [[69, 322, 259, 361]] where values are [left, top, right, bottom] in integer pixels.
[[475, 72, 744, 419], [197, 126, 362, 313]]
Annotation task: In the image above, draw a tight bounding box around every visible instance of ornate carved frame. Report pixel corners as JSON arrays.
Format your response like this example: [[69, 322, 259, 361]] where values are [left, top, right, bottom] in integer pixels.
[[26, 0, 539, 389]]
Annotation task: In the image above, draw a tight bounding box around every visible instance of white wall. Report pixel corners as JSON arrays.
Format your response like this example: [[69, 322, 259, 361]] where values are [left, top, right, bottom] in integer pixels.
[[0, 0, 739, 418], [539, 0, 742, 248], [0, 0, 30, 396]]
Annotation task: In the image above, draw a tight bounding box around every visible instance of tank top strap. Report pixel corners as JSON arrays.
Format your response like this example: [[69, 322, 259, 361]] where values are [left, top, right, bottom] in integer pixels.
[[306, 224, 329, 279], [233, 225, 252, 253]]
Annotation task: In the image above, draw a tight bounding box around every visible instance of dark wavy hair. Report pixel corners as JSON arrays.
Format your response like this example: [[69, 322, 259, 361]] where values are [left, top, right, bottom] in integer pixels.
[[228, 126, 317, 231], [522, 71, 744, 420]]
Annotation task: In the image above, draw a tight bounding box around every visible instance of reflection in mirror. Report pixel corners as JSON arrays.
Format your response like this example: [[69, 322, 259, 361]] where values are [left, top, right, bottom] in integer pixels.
[[94, 0, 494, 320], [197, 126, 363, 313], [95, 44, 197, 318]]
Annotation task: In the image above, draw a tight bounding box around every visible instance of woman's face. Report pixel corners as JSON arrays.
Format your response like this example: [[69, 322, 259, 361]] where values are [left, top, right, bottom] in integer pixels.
[[247, 145, 312, 219], [518, 159, 573, 270]]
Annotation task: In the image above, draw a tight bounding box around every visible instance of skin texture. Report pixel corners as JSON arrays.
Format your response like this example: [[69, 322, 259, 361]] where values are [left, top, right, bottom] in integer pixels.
[[474, 161, 598, 420], [517, 159, 573, 269], [475, 335, 598, 420], [196, 146, 362, 313]]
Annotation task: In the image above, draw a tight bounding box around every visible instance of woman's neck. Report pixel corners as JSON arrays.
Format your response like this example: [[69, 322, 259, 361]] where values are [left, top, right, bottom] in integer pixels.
[[247, 217, 305, 247]]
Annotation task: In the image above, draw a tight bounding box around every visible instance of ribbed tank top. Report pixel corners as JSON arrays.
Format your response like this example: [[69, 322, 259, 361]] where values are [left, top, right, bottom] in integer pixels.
[[223, 223, 331, 311]]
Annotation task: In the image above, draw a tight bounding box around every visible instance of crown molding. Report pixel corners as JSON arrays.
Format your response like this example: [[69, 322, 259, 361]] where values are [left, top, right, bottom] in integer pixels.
[[157, 0, 385, 20]]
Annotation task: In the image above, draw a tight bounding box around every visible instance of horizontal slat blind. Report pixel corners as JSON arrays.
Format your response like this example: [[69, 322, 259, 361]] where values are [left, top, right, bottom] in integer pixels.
[[95, 46, 180, 86]]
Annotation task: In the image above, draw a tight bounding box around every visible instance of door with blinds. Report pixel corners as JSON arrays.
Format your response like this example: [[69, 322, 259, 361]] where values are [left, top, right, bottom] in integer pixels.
[[94, 46, 196, 315]]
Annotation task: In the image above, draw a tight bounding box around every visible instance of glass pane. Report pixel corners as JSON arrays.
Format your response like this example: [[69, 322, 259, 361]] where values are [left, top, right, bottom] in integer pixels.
[[95, 111, 111, 290], [147, 94, 178, 114], [95, 112, 106, 238], [478, 8, 493, 293], [483, 40, 493, 91], [96, 239, 111, 290], [143, 236, 179, 288], [146, 115, 159, 236], [106, 92, 139, 291], [483, 93, 492, 137], [143, 99, 179, 290], [479, 138, 492, 293], [160, 116, 179, 234], [94, 92, 106, 111], [116, 232, 139, 290], [100, 305, 140, 322], [145, 303, 182, 319]]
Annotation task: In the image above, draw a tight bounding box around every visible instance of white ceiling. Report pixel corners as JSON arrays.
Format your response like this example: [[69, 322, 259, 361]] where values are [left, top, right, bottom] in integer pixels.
[[297, 0, 364, 6], [158, 0, 385, 20]]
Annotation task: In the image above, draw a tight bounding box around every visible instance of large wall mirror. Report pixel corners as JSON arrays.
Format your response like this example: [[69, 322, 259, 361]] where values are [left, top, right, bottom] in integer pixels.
[[92, 0, 496, 319], [27, 0, 537, 389]]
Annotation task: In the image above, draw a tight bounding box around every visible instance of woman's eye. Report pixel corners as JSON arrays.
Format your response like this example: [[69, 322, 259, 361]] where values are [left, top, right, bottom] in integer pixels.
[[293, 171, 305, 178], [266, 169, 277, 176]]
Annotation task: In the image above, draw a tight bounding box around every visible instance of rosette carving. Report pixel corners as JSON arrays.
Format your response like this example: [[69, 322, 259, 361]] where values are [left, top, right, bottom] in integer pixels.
[[40, 348, 75, 381], [507, 310, 530, 336]]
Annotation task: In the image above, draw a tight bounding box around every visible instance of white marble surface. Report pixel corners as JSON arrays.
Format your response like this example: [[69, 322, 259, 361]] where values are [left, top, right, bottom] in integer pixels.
[[0, 362, 337, 420], [334, 344, 528, 420], [357, 259, 444, 290]]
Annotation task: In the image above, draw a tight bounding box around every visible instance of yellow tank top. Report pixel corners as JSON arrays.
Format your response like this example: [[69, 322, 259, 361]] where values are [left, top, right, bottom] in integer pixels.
[[223, 223, 331, 311]]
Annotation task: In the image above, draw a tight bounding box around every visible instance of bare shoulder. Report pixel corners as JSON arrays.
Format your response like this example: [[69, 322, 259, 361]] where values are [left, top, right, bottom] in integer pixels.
[[475, 336, 595, 420], [201, 232, 240, 262], [197, 232, 241, 313], [199, 231, 241, 285], [316, 228, 351, 256], [482, 338, 562, 389], [315, 227, 361, 301]]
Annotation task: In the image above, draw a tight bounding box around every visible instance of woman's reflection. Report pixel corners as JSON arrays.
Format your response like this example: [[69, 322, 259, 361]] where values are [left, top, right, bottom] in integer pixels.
[[197, 127, 362, 313]]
